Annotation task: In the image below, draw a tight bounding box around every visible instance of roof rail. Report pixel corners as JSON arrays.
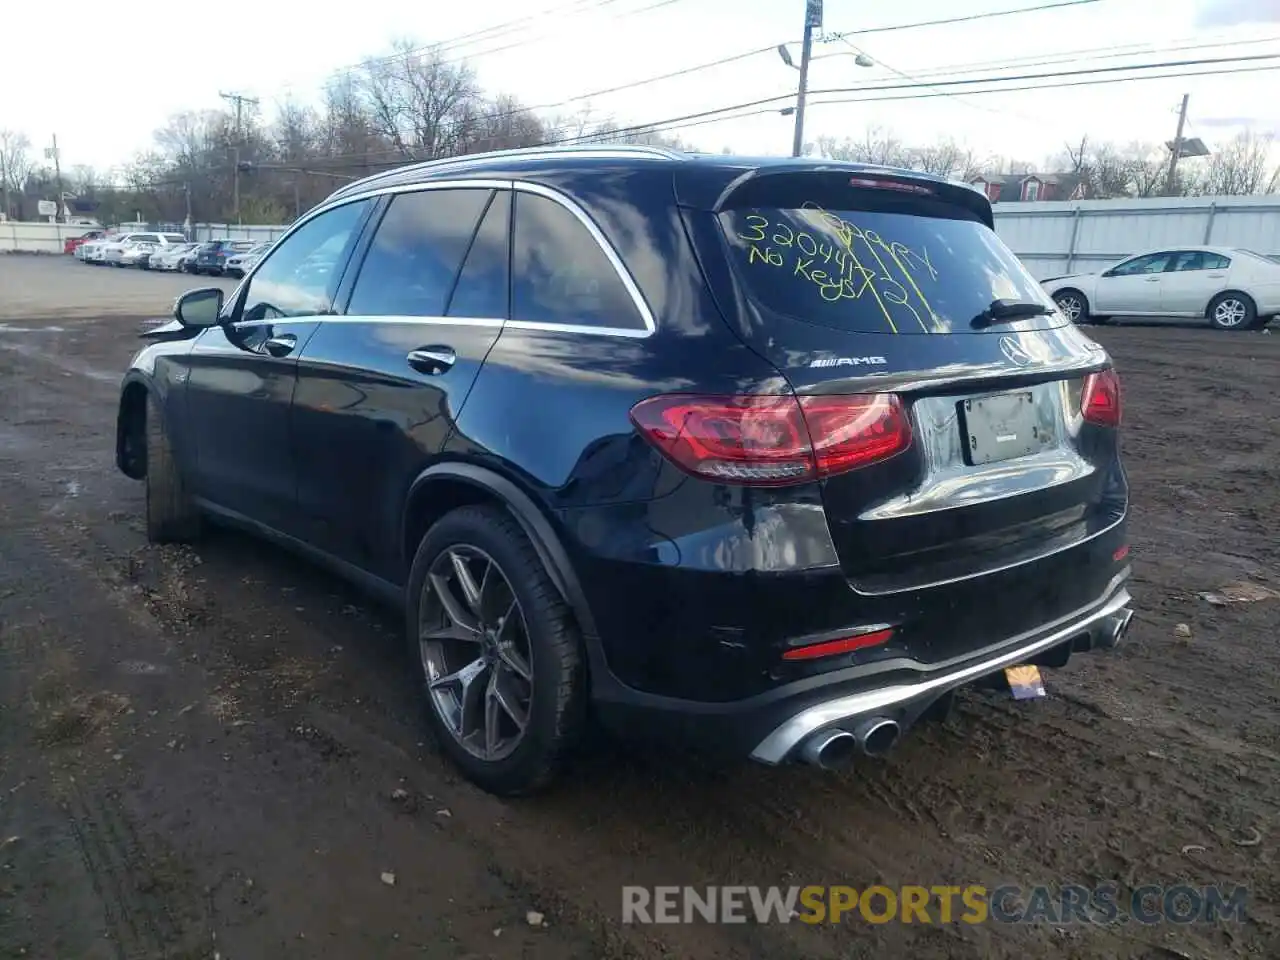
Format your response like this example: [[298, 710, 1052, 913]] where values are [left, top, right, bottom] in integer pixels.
[[325, 143, 686, 202]]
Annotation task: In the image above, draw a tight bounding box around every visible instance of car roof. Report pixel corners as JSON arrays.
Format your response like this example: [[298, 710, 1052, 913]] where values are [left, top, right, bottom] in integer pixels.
[[322, 145, 994, 228]]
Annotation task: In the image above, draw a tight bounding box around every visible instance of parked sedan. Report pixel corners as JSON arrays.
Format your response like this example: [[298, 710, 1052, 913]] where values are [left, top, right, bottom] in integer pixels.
[[149, 243, 200, 271], [78, 236, 115, 263], [114, 148, 1133, 796], [224, 241, 272, 278], [1043, 246, 1280, 330]]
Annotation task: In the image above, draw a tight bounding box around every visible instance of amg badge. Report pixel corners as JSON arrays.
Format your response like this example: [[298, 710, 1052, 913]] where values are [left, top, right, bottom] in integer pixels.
[[809, 356, 887, 368]]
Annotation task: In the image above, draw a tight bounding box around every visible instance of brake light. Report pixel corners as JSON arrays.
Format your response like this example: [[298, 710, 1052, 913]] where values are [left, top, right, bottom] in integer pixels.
[[848, 177, 934, 195], [629, 393, 911, 486], [783, 627, 894, 661], [1082, 369, 1122, 426]]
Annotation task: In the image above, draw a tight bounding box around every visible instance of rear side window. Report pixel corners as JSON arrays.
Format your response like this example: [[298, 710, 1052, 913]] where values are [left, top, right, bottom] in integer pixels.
[[447, 190, 510, 320], [511, 191, 645, 331], [347, 188, 492, 317], [718, 202, 1063, 335]]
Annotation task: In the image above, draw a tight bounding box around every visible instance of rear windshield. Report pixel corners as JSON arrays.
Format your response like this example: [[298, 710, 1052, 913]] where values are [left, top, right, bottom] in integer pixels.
[[718, 204, 1062, 335]]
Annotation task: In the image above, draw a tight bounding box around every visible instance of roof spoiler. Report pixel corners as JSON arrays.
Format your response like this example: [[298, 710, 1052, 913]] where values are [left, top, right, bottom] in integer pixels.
[[681, 162, 994, 230]]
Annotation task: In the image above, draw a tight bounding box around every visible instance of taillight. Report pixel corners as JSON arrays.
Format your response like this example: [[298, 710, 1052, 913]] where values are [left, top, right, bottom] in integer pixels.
[[629, 393, 911, 486], [1082, 369, 1122, 426]]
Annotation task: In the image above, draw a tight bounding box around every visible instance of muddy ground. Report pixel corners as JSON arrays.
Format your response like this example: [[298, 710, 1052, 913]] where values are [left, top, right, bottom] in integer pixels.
[[1, 257, 1278, 959]]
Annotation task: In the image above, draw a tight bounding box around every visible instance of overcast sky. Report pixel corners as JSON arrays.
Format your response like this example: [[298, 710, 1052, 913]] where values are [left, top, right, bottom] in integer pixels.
[[2, 0, 1278, 173]]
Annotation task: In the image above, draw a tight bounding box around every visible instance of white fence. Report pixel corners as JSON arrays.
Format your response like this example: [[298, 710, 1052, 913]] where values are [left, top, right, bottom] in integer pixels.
[[0, 220, 290, 253], [0, 221, 102, 254], [993, 195, 1280, 280], [192, 223, 290, 243]]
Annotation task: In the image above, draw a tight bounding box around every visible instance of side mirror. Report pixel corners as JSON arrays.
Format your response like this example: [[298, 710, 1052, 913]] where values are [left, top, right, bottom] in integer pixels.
[[174, 287, 224, 328]]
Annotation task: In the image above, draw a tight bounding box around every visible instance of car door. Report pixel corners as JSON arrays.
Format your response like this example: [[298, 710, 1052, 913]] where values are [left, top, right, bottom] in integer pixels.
[[1093, 251, 1174, 314], [1160, 250, 1231, 316], [183, 198, 375, 534], [291, 184, 509, 581]]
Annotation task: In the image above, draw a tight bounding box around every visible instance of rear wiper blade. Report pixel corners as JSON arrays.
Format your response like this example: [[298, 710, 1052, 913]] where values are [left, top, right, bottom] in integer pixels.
[[971, 299, 1053, 328]]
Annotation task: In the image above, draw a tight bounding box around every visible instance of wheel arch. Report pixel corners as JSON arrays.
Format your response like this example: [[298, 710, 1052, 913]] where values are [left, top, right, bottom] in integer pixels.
[[1206, 288, 1257, 318], [402, 463, 601, 646], [117, 373, 154, 479]]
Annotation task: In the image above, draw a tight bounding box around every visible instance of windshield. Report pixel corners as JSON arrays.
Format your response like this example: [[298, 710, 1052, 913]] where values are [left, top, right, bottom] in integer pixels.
[[718, 204, 1062, 335]]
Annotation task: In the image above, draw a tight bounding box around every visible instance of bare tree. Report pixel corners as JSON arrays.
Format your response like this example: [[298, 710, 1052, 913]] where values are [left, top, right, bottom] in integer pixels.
[[0, 129, 33, 219], [357, 39, 482, 160], [816, 126, 907, 167], [1189, 131, 1278, 196]]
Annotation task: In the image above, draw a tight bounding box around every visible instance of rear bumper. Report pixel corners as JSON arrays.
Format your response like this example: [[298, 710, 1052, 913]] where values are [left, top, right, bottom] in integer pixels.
[[750, 571, 1131, 763], [591, 568, 1132, 762]]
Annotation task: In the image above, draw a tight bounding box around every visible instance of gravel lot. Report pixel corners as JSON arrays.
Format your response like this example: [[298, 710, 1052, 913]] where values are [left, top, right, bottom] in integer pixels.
[[2, 256, 1278, 960], [0, 254, 239, 321]]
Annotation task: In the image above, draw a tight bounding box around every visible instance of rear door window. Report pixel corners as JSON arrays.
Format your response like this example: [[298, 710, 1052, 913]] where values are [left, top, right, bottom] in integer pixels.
[[718, 202, 1065, 335], [511, 191, 646, 331], [347, 188, 492, 317]]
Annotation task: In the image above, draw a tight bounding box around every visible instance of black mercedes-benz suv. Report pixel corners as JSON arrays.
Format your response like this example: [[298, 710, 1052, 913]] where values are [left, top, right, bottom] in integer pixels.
[[115, 145, 1132, 795]]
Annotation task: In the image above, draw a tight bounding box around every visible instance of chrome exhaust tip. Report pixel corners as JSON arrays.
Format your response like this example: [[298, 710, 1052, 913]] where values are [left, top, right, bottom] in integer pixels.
[[799, 729, 858, 770], [1096, 608, 1134, 650], [853, 717, 900, 758]]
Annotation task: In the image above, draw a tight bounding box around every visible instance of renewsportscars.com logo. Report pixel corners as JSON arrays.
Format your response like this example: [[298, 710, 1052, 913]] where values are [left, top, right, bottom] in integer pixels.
[[622, 884, 1248, 926]]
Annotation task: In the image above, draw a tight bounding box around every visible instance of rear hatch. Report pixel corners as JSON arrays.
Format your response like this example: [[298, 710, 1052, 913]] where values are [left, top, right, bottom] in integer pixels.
[[692, 167, 1127, 654]]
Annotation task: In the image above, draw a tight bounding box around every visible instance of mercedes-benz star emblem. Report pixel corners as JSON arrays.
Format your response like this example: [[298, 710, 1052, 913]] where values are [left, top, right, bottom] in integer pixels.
[[999, 336, 1034, 366]]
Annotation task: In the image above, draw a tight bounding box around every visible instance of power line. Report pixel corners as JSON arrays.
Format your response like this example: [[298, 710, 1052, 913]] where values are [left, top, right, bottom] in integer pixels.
[[834, 36, 1043, 125], [548, 53, 1280, 146], [823, 0, 1107, 41], [568, 62, 1280, 145]]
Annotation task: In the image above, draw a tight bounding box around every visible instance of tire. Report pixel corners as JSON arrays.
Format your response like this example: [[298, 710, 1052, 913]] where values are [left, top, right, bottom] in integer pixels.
[[1208, 291, 1256, 331], [1053, 289, 1090, 324], [406, 504, 586, 796], [144, 395, 201, 543]]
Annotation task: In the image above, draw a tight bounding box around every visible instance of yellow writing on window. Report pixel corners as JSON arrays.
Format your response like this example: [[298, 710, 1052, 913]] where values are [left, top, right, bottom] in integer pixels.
[[735, 207, 945, 334]]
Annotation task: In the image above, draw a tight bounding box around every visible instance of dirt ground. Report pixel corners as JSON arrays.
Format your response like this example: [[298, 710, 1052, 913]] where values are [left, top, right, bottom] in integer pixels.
[[2, 256, 1278, 960]]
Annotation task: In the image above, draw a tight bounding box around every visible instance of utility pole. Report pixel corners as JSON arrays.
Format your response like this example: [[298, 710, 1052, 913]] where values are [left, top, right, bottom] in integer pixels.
[[49, 134, 64, 221], [219, 90, 259, 223], [791, 0, 822, 158], [0, 147, 8, 223], [1163, 93, 1189, 197]]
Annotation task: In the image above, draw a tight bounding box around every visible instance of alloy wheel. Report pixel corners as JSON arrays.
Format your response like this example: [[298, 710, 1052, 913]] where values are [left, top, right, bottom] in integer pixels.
[[419, 545, 534, 762], [1055, 294, 1083, 323], [1214, 297, 1247, 328]]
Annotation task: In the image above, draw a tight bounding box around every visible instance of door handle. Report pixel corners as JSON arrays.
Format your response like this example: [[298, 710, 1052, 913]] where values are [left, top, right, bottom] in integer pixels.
[[1207, 272, 1226, 278], [407, 346, 456, 375], [1143, 276, 1161, 282], [263, 333, 298, 357]]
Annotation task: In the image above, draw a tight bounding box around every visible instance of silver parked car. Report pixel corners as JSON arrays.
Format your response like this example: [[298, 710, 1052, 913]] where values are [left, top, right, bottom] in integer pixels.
[[224, 241, 272, 278]]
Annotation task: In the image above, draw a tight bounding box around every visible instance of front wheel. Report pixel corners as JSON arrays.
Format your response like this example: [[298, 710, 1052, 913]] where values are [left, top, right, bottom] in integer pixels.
[[406, 505, 586, 796], [1208, 292, 1257, 330]]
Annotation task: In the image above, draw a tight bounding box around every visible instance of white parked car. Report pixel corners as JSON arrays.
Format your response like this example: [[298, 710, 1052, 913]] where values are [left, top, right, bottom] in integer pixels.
[[106, 232, 189, 268], [79, 235, 118, 263], [1043, 246, 1280, 331], [149, 242, 200, 271]]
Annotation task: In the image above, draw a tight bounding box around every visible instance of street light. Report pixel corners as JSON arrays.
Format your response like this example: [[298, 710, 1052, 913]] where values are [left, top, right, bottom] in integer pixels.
[[778, 4, 874, 158]]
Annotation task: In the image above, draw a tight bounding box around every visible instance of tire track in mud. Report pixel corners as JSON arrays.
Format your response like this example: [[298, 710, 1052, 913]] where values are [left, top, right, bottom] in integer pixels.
[[64, 784, 202, 960]]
